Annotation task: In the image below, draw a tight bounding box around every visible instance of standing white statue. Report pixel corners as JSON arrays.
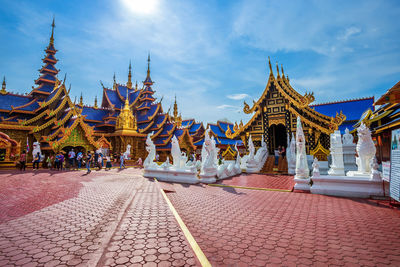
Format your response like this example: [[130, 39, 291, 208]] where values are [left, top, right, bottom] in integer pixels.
[[32, 141, 43, 161], [350, 123, 376, 175], [328, 130, 345, 176], [295, 117, 309, 179], [370, 156, 381, 181], [248, 135, 255, 161], [144, 134, 156, 168], [123, 144, 131, 160], [287, 133, 296, 175], [312, 157, 320, 177], [342, 128, 354, 145], [200, 128, 218, 179], [342, 128, 357, 172], [171, 135, 183, 168]]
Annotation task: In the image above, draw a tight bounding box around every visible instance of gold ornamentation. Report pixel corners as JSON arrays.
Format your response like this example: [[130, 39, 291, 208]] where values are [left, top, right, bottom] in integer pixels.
[[243, 100, 257, 114], [310, 140, 330, 161]]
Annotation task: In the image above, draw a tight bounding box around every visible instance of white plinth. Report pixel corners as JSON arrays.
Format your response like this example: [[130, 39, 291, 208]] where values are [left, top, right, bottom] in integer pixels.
[[143, 168, 199, 184], [294, 177, 311, 191], [311, 175, 384, 198], [199, 172, 217, 184]]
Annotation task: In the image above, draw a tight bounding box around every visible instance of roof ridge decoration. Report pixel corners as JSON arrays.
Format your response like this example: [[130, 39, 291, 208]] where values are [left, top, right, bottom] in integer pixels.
[[127, 61, 133, 89], [1, 76, 7, 95]]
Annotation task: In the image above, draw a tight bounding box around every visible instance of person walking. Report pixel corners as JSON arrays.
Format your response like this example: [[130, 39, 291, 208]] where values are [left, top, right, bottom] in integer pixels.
[[55, 153, 60, 170], [33, 152, 41, 170], [19, 150, 26, 171], [68, 149, 76, 170], [59, 152, 65, 171], [86, 151, 92, 174], [119, 153, 125, 169], [105, 155, 112, 170], [46, 155, 53, 169], [97, 153, 103, 170], [76, 151, 83, 169]]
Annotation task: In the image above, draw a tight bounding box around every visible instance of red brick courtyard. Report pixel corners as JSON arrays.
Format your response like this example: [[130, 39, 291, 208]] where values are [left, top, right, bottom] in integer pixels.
[[0, 169, 400, 266]]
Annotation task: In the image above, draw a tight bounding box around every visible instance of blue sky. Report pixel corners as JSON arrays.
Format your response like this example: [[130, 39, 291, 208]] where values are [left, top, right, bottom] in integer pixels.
[[0, 0, 399, 124]]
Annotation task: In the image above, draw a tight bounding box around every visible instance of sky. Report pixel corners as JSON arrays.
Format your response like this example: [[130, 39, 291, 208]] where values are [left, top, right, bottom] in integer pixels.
[[0, 0, 399, 124]]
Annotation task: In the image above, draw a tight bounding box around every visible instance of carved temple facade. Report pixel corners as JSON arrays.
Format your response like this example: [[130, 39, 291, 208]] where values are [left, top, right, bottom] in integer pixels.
[[226, 58, 350, 160]]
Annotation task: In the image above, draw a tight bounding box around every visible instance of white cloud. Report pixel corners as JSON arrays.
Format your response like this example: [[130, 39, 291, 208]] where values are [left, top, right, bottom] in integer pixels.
[[217, 104, 237, 109], [338, 27, 361, 41], [227, 93, 249, 100]]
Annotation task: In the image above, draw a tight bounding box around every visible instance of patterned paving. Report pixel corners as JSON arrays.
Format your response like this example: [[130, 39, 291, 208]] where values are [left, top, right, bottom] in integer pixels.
[[0, 169, 197, 267], [216, 173, 294, 191], [167, 183, 400, 266]]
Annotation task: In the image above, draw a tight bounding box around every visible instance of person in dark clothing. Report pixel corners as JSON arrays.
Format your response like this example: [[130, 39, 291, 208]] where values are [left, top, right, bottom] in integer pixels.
[[33, 152, 41, 170], [19, 150, 27, 171]]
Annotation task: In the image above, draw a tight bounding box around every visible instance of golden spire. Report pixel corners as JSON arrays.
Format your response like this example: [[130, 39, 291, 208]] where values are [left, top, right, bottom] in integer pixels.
[[135, 80, 138, 90], [50, 16, 55, 46], [268, 56, 273, 76], [147, 53, 151, 77], [94, 95, 98, 109], [79, 92, 83, 106], [63, 73, 67, 85], [113, 72, 116, 90], [0, 76, 6, 95], [127, 60, 132, 89], [276, 62, 280, 78], [173, 95, 178, 119], [125, 87, 130, 108], [281, 64, 285, 79]]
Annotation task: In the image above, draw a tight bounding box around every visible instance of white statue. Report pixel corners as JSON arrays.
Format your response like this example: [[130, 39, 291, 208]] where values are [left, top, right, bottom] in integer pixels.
[[328, 130, 345, 176], [144, 134, 156, 168], [342, 128, 354, 145], [233, 144, 242, 175], [312, 157, 320, 177], [254, 135, 268, 163], [370, 156, 381, 181], [355, 123, 376, 174], [123, 144, 131, 160], [171, 135, 182, 168], [161, 157, 171, 170], [295, 117, 309, 179], [200, 128, 218, 177], [32, 141, 43, 161], [287, 133, 296, 175]]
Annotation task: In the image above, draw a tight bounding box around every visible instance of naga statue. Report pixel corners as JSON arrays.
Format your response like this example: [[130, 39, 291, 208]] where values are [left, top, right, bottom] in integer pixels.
[[144, 133, 156, 168], [355, 123, 376, 174]]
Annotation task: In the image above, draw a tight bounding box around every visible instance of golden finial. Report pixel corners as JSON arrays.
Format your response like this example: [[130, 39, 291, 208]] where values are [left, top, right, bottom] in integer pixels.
[[63, 73, 67, 85], [287, 75, 290, 82], [276, 62, 280, 78], [173, 95, 178, 119], [0, 76, 7, 95], [146, 53, 151, 80], [113, 73, 116, 90], [127, 60, 132, 89], [268, 56, 273, 76], [135, 81, 138, 90], [50, 16, 55, 46], [94, 95, 98, 108], [281, 64, 285, 78], [79, 92, 83, 106], [67, 84, 71, 94], [125, 87, 129, 107]]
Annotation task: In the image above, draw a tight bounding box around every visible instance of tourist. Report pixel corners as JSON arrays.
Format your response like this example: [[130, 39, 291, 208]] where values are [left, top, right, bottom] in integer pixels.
[[120, 153, 125, 169], [76, 150, 83, 169], [105, 155, 112, 170], [97, 153, 103, 170], [281, 146, 286, 159], [59, 152, 65, 171], [19, 150, 26, 171], [55, 153, 60, 170], [274, 147, 280, 165], [86, 151, 92, 174], [68, 149, 76, 169], [46, 154, 53, 169], [33, 152, 41, 170], [94, 151, 98, 168]]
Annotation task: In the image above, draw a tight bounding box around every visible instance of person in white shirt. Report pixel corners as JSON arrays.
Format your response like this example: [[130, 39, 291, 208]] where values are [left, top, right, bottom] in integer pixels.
[[68, 149, 76, 169]]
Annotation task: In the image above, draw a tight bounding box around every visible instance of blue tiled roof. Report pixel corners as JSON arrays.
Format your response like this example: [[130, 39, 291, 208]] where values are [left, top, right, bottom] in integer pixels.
[[189, 123, 202, 133], [46, 54, 57, 61], [43, 64, 57, 71], [159, 123, 174, 136], [137, 121, 153, 131], [310, 98, 374, 121], [105, 90, 120, 107], [82, 107, 109, 121], [65, 118, 75, 128], [39, 73, 56, 81], [174, 129, 184, 138], [150, 114, 166, 130], [17, 100, 40, 111], [156, 143, 172, 149], [154, 136, 170, 145], [209, 124, 226, 138], [218, 121, 234, 133], [182, 119, 194, 128], [46, 44, 56, 53], [36, 84, 54, 93], [0, 94, 34, 111], [338, 121, 356, 134], [129, 91, 140, 105], [137, 104, 158, 122], [144, 76, 153, 84], [194, 139, 204, 146], [137, 101, 151, 109], [215, 138, 243, 146]]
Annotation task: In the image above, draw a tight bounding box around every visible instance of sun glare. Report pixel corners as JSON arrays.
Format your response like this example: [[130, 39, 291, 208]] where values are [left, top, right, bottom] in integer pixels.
[[121, 0, 159, 15]]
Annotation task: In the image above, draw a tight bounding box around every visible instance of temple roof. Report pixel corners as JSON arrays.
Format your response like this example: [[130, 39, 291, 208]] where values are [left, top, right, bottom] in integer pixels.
[[189, 122, 203, 133], [81, 106, 110, 121], [0, 94, 35, 111], [310, 97, 374, 121], [209, 124, 227, 138], [137, 104, 159, 123]]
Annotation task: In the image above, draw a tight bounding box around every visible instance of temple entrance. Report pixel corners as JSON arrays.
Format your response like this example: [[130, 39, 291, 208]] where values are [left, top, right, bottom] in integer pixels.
[[61, 146, 86, 155], [268, 124, 287, 153]]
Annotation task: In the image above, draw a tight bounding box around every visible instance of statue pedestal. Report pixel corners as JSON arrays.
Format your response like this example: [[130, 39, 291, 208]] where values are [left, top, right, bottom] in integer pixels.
[[199, 168, 217, 184], [318, 161, 329, 175], [343, 144, 357, 172], [346, 170, 370, 177], [311, 175, 384, 198], [246, 159, 258, 173], [294, 177, 311, 191], [143, 168, 199, 184]]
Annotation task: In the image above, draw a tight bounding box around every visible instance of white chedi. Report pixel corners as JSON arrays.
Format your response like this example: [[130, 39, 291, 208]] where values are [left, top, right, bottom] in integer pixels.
[[32, 141, 43, 161], [295, 117, 309, 179], [327, 130, 345, 176]]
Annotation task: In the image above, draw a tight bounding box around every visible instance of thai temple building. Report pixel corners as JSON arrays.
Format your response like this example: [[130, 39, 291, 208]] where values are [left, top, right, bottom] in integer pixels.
[[225, 58, 374, 162], [0, 20, 210, 163]]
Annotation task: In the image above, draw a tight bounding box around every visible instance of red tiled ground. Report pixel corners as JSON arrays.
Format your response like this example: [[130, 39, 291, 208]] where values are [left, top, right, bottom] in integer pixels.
[[167, 183, 400, 266], [0, 170, 94, 223], [217, 173, 295, 190]]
